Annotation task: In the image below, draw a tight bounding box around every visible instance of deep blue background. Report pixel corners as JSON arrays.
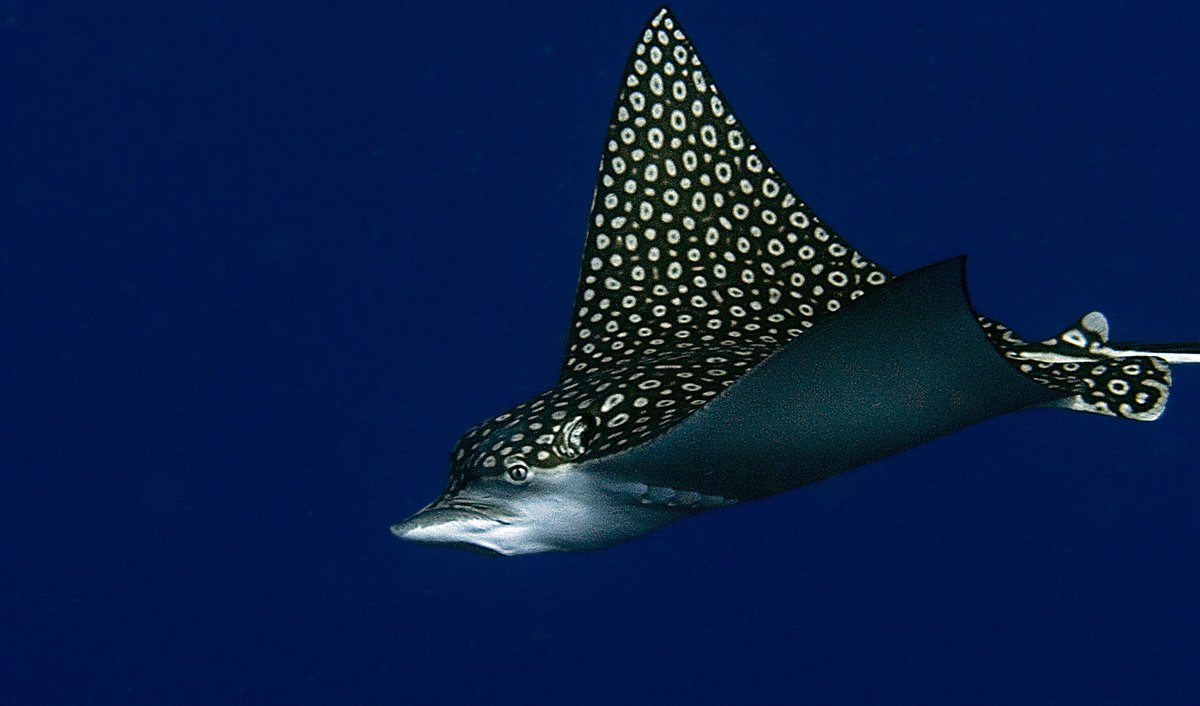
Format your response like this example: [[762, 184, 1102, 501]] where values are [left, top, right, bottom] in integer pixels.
[[5, 2, 1200, 703]]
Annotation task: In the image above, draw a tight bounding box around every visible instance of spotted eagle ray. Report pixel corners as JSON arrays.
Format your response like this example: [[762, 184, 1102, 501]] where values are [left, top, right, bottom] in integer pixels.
[[393, 6, 1200, 555]]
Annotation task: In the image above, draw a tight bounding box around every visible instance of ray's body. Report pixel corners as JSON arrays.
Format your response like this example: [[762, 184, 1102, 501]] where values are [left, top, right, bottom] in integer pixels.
[[393, 7, 1199, 555]]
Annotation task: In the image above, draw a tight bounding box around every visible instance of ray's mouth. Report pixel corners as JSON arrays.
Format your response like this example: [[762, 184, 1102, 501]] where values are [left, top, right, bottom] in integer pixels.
[[390, 502, 513, 555], [435, 542, 503, 557]]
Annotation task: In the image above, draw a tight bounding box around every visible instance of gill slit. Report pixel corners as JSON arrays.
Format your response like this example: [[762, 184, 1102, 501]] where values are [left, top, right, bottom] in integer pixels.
[[602, 480, 737, 509]]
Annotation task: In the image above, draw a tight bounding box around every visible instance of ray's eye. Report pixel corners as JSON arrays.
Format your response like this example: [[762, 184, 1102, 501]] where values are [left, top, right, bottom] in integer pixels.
[[505, 462, 531, 484]]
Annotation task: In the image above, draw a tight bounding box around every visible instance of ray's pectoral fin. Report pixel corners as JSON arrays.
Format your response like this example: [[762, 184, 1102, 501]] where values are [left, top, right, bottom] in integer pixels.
[[556, 5, 893, 386], [592, 257, 1064, 501]]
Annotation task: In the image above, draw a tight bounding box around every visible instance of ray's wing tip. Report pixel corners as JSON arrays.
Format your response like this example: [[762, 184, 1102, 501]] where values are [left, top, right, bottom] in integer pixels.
[[650, 5, 675, 26]]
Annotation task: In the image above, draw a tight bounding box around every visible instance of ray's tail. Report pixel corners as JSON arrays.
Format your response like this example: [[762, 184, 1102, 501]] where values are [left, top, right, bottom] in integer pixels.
[[980, 312, 1200, 421]]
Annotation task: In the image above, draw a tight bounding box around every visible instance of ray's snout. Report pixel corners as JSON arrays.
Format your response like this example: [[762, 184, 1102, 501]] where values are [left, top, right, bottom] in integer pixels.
[[390, 504, 507, 555], [390, 505, 467, 536]]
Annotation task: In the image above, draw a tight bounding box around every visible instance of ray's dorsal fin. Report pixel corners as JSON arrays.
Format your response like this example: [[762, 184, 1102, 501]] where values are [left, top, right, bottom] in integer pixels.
[[559, 6, 892, 381]]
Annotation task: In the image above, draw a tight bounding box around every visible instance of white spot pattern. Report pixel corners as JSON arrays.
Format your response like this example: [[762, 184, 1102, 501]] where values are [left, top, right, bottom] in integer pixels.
[[442, 8, 894, 483], [562, 8, 893, 375]]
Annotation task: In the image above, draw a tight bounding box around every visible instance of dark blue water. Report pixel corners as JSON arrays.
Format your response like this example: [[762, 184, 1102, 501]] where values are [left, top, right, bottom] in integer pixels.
[[6, 2, 1200, 703]]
